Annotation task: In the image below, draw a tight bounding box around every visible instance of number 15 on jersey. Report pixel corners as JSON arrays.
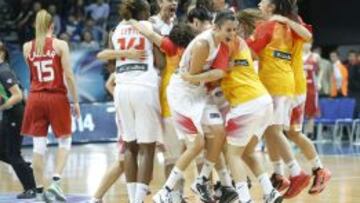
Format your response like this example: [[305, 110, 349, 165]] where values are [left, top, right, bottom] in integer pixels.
[[33, 60, 55, 82]]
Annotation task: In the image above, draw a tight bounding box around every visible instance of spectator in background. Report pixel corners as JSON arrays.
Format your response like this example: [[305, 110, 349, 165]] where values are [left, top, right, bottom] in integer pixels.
[[64, 14, 83, 43], [85, 0, 110, 28], [15, 1, 42, 46], [330, 51, 348, 97], [348, 51, 360, 118], [79, 31, 100, 50], [233, 0, 260, 10], [59, 32, 78, 50], [344, 50, 358, 71], [67, 0, 86, 22], [48, 4, 61, 36], [313, 46, 333, 97], [149, 0, 178, 35], [83, 18, 105, 43]]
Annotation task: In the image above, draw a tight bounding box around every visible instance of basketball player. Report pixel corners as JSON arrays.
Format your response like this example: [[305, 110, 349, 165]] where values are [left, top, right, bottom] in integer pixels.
[[90, 74, 123, 203], [220, 31, 282, 203], [99, 1, 162, 202], [187, 5, 213, 34], [93, 24, 150, 202], [303, 42, 320, 137], [246, 0, 313, 199], [21, 9, 80, 202], [153, 11, 237, 203], [130, 20, 196, 202], [149, 0, 177, 35], [283, 38, 331, 195], [0, 41, 36, 199]]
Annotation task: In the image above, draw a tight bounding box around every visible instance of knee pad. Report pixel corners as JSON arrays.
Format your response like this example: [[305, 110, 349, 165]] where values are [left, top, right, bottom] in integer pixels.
[[58, 137, 72, 150], [33, 137, 48, 155]]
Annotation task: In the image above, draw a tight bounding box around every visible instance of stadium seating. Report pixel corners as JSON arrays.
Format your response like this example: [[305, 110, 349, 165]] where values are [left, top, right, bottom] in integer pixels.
[[315, 98, 356, 143]]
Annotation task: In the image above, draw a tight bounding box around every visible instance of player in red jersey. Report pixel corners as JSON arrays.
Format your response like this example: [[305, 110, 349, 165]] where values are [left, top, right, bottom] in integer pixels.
[[21, 10, 80, 202]]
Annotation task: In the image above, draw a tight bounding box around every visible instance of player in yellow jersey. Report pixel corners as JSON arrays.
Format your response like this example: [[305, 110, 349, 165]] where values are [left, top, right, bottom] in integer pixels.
[[220, 34, 283, 202], [270, 19, 332, 195], [246, 0, 313, 199]]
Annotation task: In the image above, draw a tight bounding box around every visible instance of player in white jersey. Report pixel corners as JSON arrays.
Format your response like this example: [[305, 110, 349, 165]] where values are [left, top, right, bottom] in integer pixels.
[[97, 1, 161, 203], [94, 25, 147, 202], [149, 0, 177, 35], [153, 11, 237, 203]]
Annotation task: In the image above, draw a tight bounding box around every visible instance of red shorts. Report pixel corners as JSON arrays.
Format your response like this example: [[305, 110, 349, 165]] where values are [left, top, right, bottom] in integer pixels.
[[290, 102, 305, 132], [305, 85, 320, 118], [21, 92, 72, 138]]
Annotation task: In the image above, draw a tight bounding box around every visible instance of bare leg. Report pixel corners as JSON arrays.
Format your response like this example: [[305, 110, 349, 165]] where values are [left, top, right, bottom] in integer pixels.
[[54, 148, 70, 176], [287, 129, 317, 161], [137, 143, 156, 184], [264, 125, 292, 163], [94, 160, 124, 199], [124, 141, 139, 183]]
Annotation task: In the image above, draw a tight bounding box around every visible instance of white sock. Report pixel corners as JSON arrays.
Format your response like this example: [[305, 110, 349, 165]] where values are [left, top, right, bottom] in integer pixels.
[[135, 183, 149, 203], [126, 182, 137, 203], [287, 160, 302, 177], [199, 159, 215, 179], [91, 197, 101, 202], [218, 169, 233, 187], [258, 173, 274, 195], [272, 161, 284, 175], [310, 156, 323, 170], [165, 167, 183, 190], [235, 181, 251, 202]]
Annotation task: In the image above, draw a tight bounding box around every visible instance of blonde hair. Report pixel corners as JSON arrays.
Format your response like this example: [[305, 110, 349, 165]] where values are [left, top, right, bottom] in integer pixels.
[[35, 9, 53, 55]]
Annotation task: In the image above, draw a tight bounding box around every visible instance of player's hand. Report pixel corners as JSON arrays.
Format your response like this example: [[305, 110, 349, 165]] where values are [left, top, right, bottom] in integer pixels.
[[126, 49, 147, 61], [72, 103, 81, 118], [128, 19, 142, 31], [270, 15, 289, 24]]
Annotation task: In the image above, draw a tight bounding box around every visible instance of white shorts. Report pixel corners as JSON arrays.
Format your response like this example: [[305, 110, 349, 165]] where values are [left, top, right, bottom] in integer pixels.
[[167, 75, 224, 140], [171, 104, 224, 142], [162, 118, 185, 164], [271, 96, 293, 128], [114, 84, 162, 143], [226, 103, 273, 147]]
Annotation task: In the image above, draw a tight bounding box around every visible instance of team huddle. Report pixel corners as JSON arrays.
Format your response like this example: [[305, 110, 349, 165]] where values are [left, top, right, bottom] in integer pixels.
[[13, 0, 332, 203]]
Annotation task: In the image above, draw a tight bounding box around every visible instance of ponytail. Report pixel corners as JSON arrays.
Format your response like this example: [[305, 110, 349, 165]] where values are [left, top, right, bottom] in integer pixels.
[[35, 9, 53, 55]]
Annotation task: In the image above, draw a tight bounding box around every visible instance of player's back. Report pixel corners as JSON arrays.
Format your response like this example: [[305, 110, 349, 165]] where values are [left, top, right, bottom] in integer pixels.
[[112, 21, 158, 87], [26, 37, 67, 94]]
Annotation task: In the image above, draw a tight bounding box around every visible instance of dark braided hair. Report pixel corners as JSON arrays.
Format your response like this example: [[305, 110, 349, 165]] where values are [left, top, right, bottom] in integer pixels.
[[168, 23, 195, 48]]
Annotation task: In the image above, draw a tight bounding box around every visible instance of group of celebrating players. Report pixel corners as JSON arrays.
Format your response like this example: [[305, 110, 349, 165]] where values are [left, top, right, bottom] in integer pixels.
[[4, 0, 332, 202]]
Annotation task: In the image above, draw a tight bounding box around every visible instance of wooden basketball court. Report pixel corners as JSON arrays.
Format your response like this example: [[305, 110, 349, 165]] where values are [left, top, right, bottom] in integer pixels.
[[1, 143, 360, 202]]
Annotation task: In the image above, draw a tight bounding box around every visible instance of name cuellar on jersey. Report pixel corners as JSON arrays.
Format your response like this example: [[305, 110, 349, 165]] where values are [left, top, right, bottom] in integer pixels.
[[26, 38, 67, 94], [112, 21, 159, 87]]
